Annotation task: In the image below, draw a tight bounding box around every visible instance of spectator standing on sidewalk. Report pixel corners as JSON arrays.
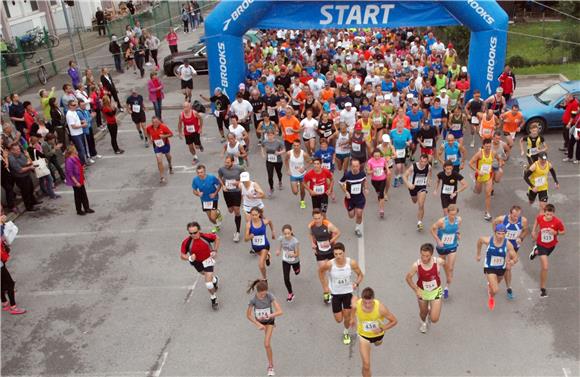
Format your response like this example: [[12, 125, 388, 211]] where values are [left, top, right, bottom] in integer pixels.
[[39, 87, 56, 129], [8, 143, 41, 212], [148, 71, 164, 119], [100, 67, 124, 111], [167, 27, 178, 54], [8, 94, 26, 135], [109, 36, 124, 73], [144, 31, 160, 69], [188, 4, 197, 31], [88, 83, 104, 130], [560, 94, 579, 152], [77, 100, 100, 164], [498, 65, 516, 102], [192, 1, 202, 29], [49, 97, 67, 146], [1, 217, 26, 315], [181, 5, 190, 33], [68, 61, 81, 89], [101, 96, 125, 155], [133, 40, 146, 78], [27, 135, 59, 200], [41, 133, 66, 184], [1, 142, 17, 213], [60, 84, 77, 114], [65, 100, 88, 165], [65, 145, 94, 216], [95, 7, 106, 37]]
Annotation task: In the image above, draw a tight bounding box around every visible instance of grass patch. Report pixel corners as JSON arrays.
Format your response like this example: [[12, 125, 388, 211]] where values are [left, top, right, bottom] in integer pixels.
[[515, 63, 580, 80], [507, 20, 577, 64]]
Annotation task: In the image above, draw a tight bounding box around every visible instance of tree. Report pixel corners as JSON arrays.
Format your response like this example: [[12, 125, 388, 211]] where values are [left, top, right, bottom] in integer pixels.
[[439, 26, 470, 62]]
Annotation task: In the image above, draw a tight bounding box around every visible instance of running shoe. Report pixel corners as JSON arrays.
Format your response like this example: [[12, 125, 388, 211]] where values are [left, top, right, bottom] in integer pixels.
[[540, 288, 548, 298], [9, 306, 26, 315], [483, 212, 492, 221], [199, 145, 204, 152], [323, 292, 331, 304], [169, 165, 174, 174], [266, 253, 271, 266], [529, 245, 537, 261], [139, 132, 144, 140], [443, 287, 449, 299], [294, 267, 300, 275], [574, 160, 580, 164], [233, 232, 240, 243], [267, 367, 275, 376], [267, 189, 273, 199], [300, 200, 306, 209], [211, 226, 220, 233], [2, 302, 10, 311], [487, 293, 495, 311], [558, 147, 567, 152], [354, 228, 362, 237], [379, 209, 384, 219], [419, 321, 428, 334], [144, 141, 149, 148], [393, 178, 399, 188], [342, 332, 351, 345], [278, 181, 283, 190], [287, 293, 295, 302], [417, 222, 424, 231], [433, 159, 438, 166], [211, 298, 219, 311], [506, 288, 514, 300], [220, 137, 227, 143], [250, 248, 256, 255], [213, 275, 219, 291], [192, 157, 199, 165], [216, 210, 223, 223], [562, 157, 572, 162]]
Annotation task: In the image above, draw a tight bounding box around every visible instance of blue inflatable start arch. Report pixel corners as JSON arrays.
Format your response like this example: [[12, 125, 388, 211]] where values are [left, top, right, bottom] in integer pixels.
[[205, 0, 508, 100]]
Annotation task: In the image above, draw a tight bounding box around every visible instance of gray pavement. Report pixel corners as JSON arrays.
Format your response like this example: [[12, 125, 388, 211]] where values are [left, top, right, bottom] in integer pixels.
[[2, 70, 579, 376]]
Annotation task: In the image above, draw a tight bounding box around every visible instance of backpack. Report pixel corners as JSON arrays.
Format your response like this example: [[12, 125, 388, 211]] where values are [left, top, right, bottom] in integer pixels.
[[192, 99, 206, 114]]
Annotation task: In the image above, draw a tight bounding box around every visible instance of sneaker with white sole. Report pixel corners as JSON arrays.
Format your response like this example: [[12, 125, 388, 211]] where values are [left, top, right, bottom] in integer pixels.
[[419, 321, 428, 333], [233, 232, 240, 242], [267, 367, 275, 376]]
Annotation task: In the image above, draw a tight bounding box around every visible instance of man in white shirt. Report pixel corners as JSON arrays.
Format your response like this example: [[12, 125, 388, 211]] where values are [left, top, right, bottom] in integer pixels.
[[437, 89, 450, 112], [178, 59, 197, 102], [307, 73, 325, 100], [65, 99, 87, 165], [230, 93, 253, 132], [339, 102, 357, 132]]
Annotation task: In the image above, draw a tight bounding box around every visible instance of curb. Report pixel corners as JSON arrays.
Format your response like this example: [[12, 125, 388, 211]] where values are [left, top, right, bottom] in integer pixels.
[[519, 73, 570, 81]]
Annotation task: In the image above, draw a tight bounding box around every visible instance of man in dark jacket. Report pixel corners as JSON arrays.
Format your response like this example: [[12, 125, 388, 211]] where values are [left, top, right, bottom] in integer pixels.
[[95, 7, 106, 36], [108, 35, 123, 73], [100, 67, 124, 111]]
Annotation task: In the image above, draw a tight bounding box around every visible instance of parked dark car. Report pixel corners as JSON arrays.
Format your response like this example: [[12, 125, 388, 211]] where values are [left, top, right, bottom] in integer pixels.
[[163, 43, 208, 77]]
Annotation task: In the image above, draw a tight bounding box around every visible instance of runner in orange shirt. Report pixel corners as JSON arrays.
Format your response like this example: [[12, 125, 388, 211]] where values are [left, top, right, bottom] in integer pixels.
[[280, 107, 302, 151], [500, 104, 524, 149]]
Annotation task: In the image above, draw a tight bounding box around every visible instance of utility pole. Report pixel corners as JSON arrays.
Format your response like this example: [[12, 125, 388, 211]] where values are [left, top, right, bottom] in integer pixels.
[[61, 0, 80, 68]]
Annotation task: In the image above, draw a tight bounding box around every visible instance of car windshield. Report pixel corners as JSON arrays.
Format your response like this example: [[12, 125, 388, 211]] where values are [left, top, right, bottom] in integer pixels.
[[534, 84, 568, 105], [188, 44, 205, 54]]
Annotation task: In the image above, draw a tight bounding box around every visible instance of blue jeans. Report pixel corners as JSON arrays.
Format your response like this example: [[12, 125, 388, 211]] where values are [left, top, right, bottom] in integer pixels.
[[152, 99, 162, 119], [70, 135, 87, 165], [113, 54, 123, 73], [39, 174, 57, 198]]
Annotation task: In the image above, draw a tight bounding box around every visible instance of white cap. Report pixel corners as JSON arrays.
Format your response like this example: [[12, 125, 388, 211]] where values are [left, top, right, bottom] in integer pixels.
[[382, 134, 391, 143], [440, 88, 447, 93], [376, 95, 384, 102], [496, 87, 503, 93], [124, 36, 129, 42], [385, 94, 392, 101], [239, 83, 246, 89], [240, 172, 250, 182], [403, 61, 409, 67], [345, 102, 352, 107], [461, 66, 468, 73], [354, 84, 362, 91]]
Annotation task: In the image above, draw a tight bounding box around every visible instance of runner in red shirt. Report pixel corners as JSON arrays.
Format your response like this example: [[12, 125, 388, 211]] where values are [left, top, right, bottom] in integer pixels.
[[304, 158, 334, 215], [146, 116, 174, 183], [529, 204, 566, 298], [177, 101, 203, 164], [180, 221, 221, 310]]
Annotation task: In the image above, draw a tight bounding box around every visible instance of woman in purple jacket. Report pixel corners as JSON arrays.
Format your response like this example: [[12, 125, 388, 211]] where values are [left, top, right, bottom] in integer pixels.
[[68, 61, 81, 89], [65, 145, 94, 216]]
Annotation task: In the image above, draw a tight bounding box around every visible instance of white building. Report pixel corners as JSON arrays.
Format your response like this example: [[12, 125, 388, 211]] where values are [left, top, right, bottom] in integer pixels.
[[1, 0, 103, 41]]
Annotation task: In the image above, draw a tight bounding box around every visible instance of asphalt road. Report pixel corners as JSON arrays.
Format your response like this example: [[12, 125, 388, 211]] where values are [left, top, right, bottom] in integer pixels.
[[2, 75, 579, 377]]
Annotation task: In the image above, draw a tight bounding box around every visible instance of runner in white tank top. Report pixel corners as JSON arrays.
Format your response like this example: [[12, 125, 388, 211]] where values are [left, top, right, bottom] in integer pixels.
[[241, 176, 265, 216]]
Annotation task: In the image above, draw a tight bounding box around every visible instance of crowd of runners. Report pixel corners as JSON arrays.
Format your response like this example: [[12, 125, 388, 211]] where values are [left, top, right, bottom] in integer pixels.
[[1, 26, 575, 377]]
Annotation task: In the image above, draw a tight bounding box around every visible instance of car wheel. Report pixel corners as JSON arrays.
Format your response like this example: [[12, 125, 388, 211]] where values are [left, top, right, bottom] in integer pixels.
[[526, 117, 547, 134], [173, 64, 181, 77]]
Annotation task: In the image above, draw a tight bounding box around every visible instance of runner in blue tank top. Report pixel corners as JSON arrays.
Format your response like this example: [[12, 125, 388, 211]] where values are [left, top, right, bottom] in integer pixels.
[[245, 206, 276, 281], [492, 205, 529, 300], [430, 204, 462, 299], [476, 224, 518, 311], [437, 134, 466, 174]]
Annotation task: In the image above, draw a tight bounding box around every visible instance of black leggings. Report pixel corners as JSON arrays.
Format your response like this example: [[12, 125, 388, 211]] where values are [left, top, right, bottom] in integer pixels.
[[216, 115, 227, 134], [282, 261, 300, 294], [266, 161, 283, 190], [107, 122, 120, 152], [1, 265, 16, 306], [73, 184, 90, 213], [150, 49, 159, 66], [568, 136, 580, 160]]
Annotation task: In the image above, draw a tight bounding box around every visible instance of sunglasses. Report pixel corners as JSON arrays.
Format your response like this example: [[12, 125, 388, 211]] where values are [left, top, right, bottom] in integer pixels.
[[189, 231, 199, 235]]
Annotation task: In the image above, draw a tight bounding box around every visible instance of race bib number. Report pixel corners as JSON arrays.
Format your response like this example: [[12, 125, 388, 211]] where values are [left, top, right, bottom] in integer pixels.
[[154, 139, 165, 148], [411, 121, 419, 129], [268, 108, 276, 116], [213, 110, 220, 117], [322, 162, 331, 170], [471, 116, 479, 124], [333, 277, 350, 287], [441, 233, 455, 245], [255, 307, 271, 320], [132, 104, 141, 113], [352, 143, 361, 152], [424, 97, 431, 104], [451, 123, 461, 131], [423, 279, 438, 291], [450, 98, 457, 106], [267, 153, 278, 163], [414, 176, 427, 186], [529, 147, 538, 155], [479, 164, 491, 174], [186, 125, 196, 133], [362, 321, 379, 332], [534, 176, 546, 187], [317, 240, 331, 252], [373, 167, 384, 177], [423, 138, 433, 147], [202, 201, 214, 210], [396, 149, 406, 158], [540, 229, 554, 243], [505, 230, 519, 240], [432, 119, 442, 127], [202, 257, 215, 268], [350, 183, 362, 195], [225, 179, 237, 190], [283, 249, 296, 262], [285, 127, 293, 135], [313, 184, 325, 194], [482, 127, 492, 136], [255, 113, 262, 121], [253, 235, 266, 246], [490, 256, 504, 267], [447, 154, 457, 162], [442, 184, 454, 195], [323, 129, 333, 137]]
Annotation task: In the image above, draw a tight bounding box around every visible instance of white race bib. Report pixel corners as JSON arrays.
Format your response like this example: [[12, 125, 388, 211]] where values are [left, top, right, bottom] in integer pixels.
[[451, 122, 461, 131], [411, 121, 419, 129], [132, 104, 141, 113], [213, 110, 220, 117], [283, 249, 296, 262], [442, 184, 454, 195], [505, 230, 519, 240], [267, 153, 278, 163], [154, 139, 165, 148], [363, 321, 380, 332], [414, 176, 427, 186], [540, 229, 554, 243], [317, 240, 331, 252], [333, 277, 350, 287], [479, 164, 491, 174], [423, 138, 433, 147], [322, 162, 331, 170], [352, 143, 361, 152], [268, 108, 276, 116], [202, 201, 214, 210], [482, 127, 492, 136], [447, 154, 457, 162], [255, 307, 271, 320], [423, 279, 438, 291], [441, 233, 455, 245], [186, 125, 196, 133], [202, 257, 215, 268], [471, 116, 479, 124], [529, 147, 538, 155], [490, 256, 504, 267], [432, 118, 441, 127], [424, 97, 432, 104], [396, 149, 406, 158], [313, 184, 325, 194], [350, 183, 362, 195], [534, 176, 546, 187], [225, 179, 237, 190], [373, 167, 384, 177], [253, 235, 266, 246]]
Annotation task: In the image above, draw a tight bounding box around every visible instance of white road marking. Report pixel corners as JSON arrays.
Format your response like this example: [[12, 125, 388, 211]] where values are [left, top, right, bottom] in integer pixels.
[[563, 367, 570, 377], [152, 352, 169, 377], [527, 287, 578, 293], [100, 154, 152, 159], [358, 222, 366, 275], [21, 286, 193, 296], [55, 186, 189, 194], [185, 275, 200, 303]]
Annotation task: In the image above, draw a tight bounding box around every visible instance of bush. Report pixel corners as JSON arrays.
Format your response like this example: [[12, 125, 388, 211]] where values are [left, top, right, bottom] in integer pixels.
[[507, 55, 527, 68]]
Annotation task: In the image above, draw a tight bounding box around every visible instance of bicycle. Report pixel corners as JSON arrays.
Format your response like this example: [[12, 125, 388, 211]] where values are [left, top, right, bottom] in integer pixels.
[[36, 57, 48, 85]]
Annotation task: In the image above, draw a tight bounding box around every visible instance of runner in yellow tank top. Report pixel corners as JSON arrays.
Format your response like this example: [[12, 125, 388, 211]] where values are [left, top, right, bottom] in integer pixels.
[[524, 152, 560, 212], [351, 287, 397, 377], [469, 139, 501, 221]]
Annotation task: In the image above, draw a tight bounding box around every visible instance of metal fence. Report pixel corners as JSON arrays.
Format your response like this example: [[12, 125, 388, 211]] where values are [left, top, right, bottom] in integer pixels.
[[0, 1, 216, 96]]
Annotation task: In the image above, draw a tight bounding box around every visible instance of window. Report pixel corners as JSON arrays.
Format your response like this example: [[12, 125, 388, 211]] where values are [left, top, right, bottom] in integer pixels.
[[2, 0, 10, 18], [30, 0, 38, 11]]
